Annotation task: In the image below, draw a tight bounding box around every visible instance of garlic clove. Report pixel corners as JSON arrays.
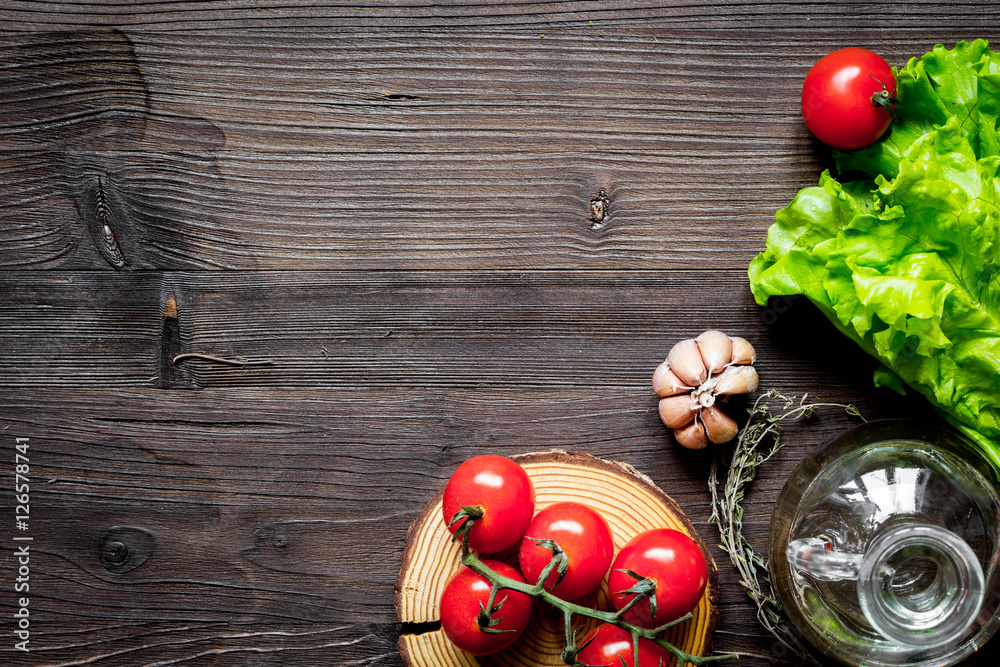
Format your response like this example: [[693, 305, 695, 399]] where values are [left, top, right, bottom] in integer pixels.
[[652, 362, 691, 397], [666, 338, 707, 386], [701, 405, 738, 444], [658, 395, 700, 430], [674, 420, 710, 450], [729, 336, 757, 366], [696, 330, 733, 376], [714, 365, 759, 396]]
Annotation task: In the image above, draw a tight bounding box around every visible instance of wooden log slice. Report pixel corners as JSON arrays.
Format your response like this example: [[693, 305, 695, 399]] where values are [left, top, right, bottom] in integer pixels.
[[396, 450, 719, 667]]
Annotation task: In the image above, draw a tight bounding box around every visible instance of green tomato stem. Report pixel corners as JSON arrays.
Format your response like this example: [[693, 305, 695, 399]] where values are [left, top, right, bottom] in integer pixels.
[[611, 587, 646, 620]]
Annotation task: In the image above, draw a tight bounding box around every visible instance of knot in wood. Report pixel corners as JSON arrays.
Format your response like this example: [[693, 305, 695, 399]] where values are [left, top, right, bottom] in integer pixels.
[[98, 526, 155, 574], [589, 189, 610, 230], [103, 540, 129, 565], [86, 174, 129, 269]]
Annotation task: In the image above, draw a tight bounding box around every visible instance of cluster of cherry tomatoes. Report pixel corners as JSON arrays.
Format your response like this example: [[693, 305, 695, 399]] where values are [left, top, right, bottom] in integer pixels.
[[438, 454, 709, 664]]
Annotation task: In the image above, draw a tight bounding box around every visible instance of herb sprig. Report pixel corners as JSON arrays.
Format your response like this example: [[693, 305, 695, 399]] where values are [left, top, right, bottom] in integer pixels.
[[708, 390, 862, 664]]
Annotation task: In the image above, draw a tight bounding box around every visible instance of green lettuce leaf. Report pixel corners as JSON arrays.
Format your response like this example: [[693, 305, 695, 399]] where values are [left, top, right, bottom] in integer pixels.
[[749, 40, 1000, 466]]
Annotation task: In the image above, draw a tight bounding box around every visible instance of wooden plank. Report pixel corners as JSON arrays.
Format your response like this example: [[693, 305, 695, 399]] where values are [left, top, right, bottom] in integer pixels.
[[1, 29, 990, 269], [0, 384, 904, 666], [0, 269, 894, 391], [0, 147, 814, 270], [1, 1, 998, 31]]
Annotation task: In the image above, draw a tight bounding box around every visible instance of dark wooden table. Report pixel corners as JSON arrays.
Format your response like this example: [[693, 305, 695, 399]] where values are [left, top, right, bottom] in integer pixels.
[[2, 3, 998, 665]]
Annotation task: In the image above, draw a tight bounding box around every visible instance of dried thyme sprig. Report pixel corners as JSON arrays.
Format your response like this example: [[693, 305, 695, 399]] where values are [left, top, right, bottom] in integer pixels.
[[708, 390, 863, 664]]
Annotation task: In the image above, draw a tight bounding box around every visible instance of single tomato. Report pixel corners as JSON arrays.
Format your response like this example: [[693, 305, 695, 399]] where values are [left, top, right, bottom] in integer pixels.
[[609, 528, 708, 628], [518, 501, 614, 600], [439, 560, 533, 656], [801, 47, 896, 150], [576, 623, 672, 667], [442, 455, 535, 553]]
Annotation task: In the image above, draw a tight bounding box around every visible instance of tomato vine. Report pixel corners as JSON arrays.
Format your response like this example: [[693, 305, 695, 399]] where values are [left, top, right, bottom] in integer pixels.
[[454, 527, 739, 667]]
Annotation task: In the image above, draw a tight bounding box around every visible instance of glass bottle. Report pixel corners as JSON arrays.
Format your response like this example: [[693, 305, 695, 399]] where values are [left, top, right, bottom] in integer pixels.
[[769, 420, 1000, 667]]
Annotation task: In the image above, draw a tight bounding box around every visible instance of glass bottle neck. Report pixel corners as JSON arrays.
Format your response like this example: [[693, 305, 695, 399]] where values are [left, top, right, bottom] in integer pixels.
[[857, 524, 985, 648]]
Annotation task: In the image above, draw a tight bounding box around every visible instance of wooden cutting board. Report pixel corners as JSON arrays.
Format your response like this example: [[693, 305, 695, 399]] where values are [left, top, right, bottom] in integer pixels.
[[395, 450, 720, 666]]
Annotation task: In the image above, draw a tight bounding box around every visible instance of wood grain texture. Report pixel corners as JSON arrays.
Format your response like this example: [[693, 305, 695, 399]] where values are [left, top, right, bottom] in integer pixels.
[[2, 1, 999, 31], [0, 29, 994, 270], [0, 269, 902, 391]]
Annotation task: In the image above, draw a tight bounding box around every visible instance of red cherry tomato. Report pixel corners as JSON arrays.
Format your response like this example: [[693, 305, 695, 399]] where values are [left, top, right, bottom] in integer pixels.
[[439, 560, 533, 656], [518, 501, 614, 601], [801, 48, 896, 150], [576, 623, 672, 667], [608, 528, 708, 628], [442, 455, 535, 553]]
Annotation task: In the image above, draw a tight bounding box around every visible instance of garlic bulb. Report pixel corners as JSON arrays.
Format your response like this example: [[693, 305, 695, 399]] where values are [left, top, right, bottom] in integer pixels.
[[651, 331, 757, 448]]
